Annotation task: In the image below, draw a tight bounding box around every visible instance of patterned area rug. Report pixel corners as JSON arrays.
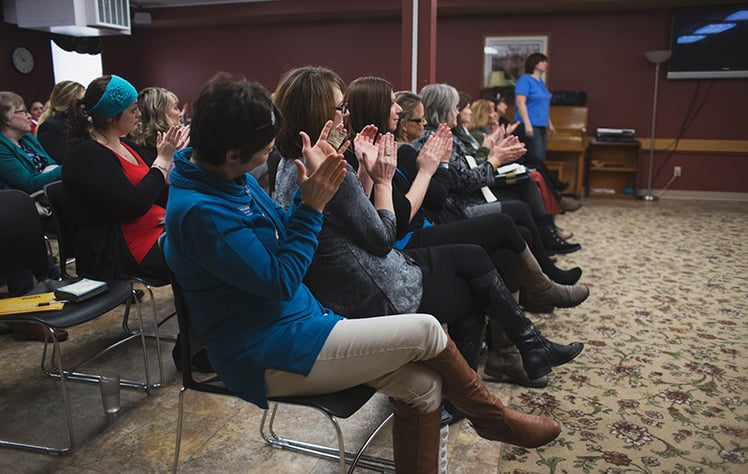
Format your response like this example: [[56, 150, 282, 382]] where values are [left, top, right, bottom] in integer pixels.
[[499, 199, 748, 474]]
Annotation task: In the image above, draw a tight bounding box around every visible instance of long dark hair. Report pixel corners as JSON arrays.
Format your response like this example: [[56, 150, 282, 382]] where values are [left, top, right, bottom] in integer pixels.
[[345, 76, 393, 137], [65, 75, 112, 142]]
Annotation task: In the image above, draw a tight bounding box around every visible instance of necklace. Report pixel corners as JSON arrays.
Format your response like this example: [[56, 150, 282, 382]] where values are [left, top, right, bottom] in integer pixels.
[[93, 131, 138, 165]]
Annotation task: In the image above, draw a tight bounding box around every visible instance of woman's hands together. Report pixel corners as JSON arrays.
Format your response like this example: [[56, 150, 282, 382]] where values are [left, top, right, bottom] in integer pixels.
[[417, 123, 452, 176], [368, 132, 397, 185], [488, 135, 527, 168], [156, 124, 190, 161], [297, 121, 348, 212]]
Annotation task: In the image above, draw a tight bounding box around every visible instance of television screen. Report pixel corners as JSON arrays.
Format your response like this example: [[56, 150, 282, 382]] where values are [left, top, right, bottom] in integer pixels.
[[668, 4, 748, 79]]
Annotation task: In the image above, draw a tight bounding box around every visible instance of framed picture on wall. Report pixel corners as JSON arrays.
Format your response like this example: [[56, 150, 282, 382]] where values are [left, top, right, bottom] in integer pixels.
[[483, 34, 550, 88]]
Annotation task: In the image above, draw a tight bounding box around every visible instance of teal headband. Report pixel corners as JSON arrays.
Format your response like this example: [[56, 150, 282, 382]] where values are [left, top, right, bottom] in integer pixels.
[[87, 75, 138, 120]]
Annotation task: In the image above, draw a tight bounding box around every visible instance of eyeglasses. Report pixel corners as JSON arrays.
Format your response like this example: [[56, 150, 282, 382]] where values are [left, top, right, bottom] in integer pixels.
[[335, 103, 348, 114], [14, 109, 29, 115], [407, 117, 427, 124]]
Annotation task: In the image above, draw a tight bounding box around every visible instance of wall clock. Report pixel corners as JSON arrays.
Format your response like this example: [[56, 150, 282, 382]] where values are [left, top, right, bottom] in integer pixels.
[[12, 46, 35, 74]]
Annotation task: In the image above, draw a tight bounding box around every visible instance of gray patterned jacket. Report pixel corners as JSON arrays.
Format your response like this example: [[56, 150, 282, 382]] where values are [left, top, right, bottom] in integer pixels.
[[274, 157, 423, 318], [410, 127, 496, 210]]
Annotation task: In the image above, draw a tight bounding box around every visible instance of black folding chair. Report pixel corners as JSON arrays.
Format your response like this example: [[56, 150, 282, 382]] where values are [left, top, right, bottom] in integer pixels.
[[0, 189, 150, 455], [158, 235, 394, 473], [44, 180, 172, 388]]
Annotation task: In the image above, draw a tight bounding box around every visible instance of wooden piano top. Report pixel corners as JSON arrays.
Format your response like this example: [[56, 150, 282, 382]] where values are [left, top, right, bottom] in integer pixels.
[[506, 105, 588, 152]]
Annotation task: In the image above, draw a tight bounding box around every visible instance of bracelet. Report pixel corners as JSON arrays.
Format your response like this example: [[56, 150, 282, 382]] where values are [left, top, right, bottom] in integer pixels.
[[438, 162, 450, 170], [152, 164, 169, 174]]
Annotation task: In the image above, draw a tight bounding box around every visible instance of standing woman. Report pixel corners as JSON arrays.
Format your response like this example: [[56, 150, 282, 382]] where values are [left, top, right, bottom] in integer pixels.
[[36, 80, 85, 165], [63, 75, 186, 280], [515, 53, 554, 164]]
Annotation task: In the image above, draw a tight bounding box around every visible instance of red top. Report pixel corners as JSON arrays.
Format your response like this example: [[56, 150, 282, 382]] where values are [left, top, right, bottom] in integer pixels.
[[115, 143, 165, 263]]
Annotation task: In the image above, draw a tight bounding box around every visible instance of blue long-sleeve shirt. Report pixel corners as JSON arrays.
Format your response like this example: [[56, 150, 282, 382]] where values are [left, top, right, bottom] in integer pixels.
[[164, 149, 342, 408]]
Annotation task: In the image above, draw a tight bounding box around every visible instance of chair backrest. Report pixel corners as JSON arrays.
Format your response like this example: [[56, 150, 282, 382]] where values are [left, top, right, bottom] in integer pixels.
[[44, 180, 76, 279], [157, 234, 227, 394], [0, 189, 50, 280]]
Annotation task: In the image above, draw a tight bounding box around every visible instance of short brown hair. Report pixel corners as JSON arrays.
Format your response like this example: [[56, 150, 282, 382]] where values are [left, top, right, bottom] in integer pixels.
[[273, 66, 345, 159]]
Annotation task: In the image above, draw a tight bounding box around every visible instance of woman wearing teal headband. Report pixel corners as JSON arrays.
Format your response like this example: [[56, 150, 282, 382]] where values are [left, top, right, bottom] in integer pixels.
[[62, 74, 188, 281]]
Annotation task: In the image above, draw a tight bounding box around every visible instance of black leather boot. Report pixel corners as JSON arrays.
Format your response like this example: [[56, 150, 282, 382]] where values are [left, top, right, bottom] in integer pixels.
[[469, 271, 584, 381], [538, 214, 581, 255]]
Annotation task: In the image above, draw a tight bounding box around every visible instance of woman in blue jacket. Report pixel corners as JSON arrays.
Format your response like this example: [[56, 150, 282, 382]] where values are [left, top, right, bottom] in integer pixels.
[[0, 91, 61, 193], [164, 72, 560, 473]]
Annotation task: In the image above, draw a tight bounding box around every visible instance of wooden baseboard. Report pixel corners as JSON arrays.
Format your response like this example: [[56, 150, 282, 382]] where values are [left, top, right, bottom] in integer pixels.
[[637, 138, 748, 154], [644, 189, 748, 201]]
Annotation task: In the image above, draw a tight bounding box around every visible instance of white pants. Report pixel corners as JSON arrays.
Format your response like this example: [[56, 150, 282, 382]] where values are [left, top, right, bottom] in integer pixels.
[[265, 313, 448, 413]]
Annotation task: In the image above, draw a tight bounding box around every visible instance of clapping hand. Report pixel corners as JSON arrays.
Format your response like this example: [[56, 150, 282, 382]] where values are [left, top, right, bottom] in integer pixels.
[[299, 120, 349, 175], [368, 132, 397, 185], [353, 124, 380, 177], [297, 123, 347, 212], [417, 124, 452, 176], [156, 124, 190, 160], [489, 134, 526, 167]]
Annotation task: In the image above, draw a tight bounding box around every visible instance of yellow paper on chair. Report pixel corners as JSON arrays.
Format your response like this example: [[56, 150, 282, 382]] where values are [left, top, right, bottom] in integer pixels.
[[0, 292, 65, 316]]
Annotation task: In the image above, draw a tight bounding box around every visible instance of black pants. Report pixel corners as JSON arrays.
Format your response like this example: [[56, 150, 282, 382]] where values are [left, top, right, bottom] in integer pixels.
[[405, 213, 524, 292], [405, 244, 495, 324]]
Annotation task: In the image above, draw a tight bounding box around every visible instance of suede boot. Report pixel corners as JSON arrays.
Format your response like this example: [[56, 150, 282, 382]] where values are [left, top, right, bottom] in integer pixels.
[[422, 339, 561, 448], [470, 271, 584, 381], [391, 398, 441, 474], [481, 321, 548, 388], [517, 247, 589, 310]]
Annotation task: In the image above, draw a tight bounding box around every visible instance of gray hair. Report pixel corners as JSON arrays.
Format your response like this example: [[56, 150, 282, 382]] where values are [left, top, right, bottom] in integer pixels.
[[0, 91, 24, 128], [420, 84, 458, 127]]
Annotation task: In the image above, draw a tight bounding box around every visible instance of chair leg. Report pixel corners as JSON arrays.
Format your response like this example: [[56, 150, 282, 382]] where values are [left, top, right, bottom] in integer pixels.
[[124, 281, 170, 389], [260, 403, 395, 473], [41, 299, 153, 392], [172, 386, 187, 474], [0, 326, 75, 454]]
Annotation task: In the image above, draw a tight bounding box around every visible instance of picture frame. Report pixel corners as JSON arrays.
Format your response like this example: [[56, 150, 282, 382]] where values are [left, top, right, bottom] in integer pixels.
[[483, 34, 550, 88]]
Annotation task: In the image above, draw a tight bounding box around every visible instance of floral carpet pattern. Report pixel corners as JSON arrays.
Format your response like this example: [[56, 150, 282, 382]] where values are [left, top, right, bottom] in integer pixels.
[[499, 200, 748, 474]]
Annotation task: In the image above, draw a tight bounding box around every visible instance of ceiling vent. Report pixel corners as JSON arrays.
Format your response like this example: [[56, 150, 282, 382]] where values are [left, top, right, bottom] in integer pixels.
[[3, 0, 131, 37]]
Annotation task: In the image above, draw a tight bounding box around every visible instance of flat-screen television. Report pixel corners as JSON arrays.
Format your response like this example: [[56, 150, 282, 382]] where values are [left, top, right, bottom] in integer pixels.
[[668, 4, 748, 79]]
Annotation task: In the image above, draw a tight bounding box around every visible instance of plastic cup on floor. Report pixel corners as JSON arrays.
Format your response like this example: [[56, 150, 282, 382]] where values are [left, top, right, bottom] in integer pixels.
[[99, 373, 121, 419]]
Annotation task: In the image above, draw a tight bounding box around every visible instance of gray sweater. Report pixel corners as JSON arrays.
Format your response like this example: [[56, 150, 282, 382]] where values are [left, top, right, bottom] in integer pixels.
[[274, 158, 423, 317]]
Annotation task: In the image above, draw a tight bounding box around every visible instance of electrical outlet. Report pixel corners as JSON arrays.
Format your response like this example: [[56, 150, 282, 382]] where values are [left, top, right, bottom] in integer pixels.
[[673, 166, 682, 177]]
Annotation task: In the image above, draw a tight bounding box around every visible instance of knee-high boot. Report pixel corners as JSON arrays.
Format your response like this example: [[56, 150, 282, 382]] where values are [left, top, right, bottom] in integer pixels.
[[444, 315, 486, 424], [470, 271, 584, 380], [391, 399, 441, 474], [517, 247, 589, 311], [482, 321, 549, 388], [421, 338, 561, 448]]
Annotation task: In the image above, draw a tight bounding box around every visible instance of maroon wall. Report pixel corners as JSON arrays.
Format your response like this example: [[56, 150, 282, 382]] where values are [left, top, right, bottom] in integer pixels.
[[2, 3, 746, 194], [1, 23, 55, 103], [437, 9, 748, 192]]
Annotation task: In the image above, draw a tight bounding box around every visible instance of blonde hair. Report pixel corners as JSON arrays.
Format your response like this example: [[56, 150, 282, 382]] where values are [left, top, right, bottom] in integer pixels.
[[131, 87, 179, 147], [36, 81, 85, 131], [468, 99, 496, 130]]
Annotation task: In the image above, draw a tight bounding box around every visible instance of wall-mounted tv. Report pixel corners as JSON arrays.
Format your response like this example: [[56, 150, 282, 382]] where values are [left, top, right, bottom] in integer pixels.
[[668, 4, 748, 79]]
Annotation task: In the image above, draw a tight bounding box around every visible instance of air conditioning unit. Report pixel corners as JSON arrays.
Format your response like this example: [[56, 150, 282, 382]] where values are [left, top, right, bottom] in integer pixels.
[[3, 0, 131, 37]]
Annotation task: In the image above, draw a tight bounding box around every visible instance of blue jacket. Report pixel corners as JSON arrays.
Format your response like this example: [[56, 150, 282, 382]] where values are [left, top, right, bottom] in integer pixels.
[[0, 132, 61, 193], [164, 149, 342, 408]]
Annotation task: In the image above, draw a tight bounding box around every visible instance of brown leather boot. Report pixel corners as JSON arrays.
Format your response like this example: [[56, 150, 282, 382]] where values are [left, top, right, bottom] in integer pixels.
[[391, 398, 441, 474], [422, 338, 560, 448], [517, 247, 589, 309], [481, 322, 549, 388]]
